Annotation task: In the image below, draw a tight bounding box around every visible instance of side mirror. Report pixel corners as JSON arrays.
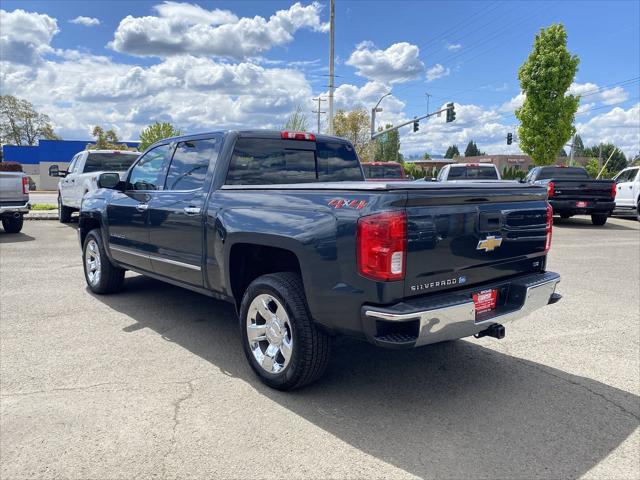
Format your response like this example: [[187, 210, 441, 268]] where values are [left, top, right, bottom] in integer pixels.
[[519, 178, 526, 183], [97, 172, 122, 189], [48, 165, 66, 177]]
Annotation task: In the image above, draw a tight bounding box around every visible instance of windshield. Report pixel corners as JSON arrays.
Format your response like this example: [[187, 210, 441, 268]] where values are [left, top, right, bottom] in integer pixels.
[[363, 164, 403, 179], [83, 152, 139, 173], [537, 167, 589, 180], [447, 166, 498, 179]]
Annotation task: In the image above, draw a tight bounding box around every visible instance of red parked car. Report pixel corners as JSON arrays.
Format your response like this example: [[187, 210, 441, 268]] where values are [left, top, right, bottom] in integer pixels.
[[362, 162, 407, 181]]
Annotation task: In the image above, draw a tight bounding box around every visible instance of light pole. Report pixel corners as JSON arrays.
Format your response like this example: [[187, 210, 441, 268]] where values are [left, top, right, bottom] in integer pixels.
[[371, 92, 391, 138], [327, 0, 335, 135]]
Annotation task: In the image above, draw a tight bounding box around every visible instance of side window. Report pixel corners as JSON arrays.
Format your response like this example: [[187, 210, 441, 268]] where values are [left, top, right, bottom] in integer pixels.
[[128, 144, 170, 191], [67, 155, 79, 174], [164, 138, 219, 191]]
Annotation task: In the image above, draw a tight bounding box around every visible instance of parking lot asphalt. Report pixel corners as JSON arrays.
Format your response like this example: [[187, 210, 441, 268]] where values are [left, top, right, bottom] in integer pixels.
[[1, 217, 639, 479]]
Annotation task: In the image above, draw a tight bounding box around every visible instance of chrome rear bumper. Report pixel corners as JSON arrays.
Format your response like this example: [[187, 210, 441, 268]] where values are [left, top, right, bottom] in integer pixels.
[[363, 271, 561, 347], [0, 202, 30, 215]]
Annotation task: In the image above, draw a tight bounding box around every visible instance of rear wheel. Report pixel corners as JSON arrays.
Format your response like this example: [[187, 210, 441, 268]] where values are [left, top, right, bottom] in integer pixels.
[[83, 229, 124, 294], [58, 194, 73, 223], [239, 272, 331, 390], [2, 215, 23, 233], [591, 213, 608, 226]]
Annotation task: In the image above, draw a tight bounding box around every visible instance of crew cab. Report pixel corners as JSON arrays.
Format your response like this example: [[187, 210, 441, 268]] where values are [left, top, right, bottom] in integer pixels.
[[436, 163, 502, 181], [79, 130, 561, 390], [612, 166, 639, 220], [524, 166, 616, 225], [49, 149, 139, 223], [362, 161, 407, 181], [0, 170, 30, 233]]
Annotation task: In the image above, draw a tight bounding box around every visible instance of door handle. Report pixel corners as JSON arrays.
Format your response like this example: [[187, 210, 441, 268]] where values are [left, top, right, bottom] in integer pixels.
[[136, 203, 148, 212], [183, 206, 201, 216]]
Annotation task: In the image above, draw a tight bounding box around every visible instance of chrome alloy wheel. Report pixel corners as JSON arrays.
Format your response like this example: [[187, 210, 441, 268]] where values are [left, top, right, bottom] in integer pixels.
[[246, 294, 293, 374], [85, 239, 102, 286]]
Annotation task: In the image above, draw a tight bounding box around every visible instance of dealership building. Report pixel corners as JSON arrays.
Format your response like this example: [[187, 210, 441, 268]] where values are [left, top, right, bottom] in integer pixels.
[[2, 139, 139, 190]]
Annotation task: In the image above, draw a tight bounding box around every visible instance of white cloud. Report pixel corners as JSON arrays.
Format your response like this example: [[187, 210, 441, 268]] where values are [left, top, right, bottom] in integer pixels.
[[0, 9, 58, 65], [599, 86, 629, 105], [499, 92, 525, 112], [577, 104, 640, 157], [346, 42, 424, 84], [109, 2, 328, 60], [425, 63, 450, 82], [69, 16, 100, 27], [569, 82, 630, 106], [330, 81, 406, 126], [446, 43, 461, 51]]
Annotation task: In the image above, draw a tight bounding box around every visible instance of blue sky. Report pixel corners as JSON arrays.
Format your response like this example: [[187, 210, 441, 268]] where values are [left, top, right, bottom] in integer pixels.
[[1, 1, 639, 157]]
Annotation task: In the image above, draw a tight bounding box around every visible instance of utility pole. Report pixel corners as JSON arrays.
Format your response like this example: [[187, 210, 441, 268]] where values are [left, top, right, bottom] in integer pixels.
[[425, 92, 432, 115], [312, 97, 326, 133], [569, 133, 575, 166], [327, 0, 335, 135]]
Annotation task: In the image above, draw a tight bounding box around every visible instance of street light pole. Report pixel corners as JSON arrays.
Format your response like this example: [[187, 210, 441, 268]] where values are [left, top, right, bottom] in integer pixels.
[[327, 0, 335, 135], [371, 92, 391, 138]]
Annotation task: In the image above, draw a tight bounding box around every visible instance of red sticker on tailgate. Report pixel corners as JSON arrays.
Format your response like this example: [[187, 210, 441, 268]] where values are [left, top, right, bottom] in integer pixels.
[[473, 289, 497, 314]]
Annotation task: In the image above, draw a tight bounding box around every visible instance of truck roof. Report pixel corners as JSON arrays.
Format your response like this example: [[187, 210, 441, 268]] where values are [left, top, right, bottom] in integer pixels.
[[158, 129, 352, 145]]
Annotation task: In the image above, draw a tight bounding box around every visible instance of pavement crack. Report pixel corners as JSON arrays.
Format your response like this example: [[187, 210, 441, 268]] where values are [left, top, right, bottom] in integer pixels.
[[0, 382, 129, 398]]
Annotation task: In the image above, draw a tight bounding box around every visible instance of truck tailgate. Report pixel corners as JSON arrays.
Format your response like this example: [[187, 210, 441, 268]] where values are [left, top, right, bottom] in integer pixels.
[[403, 184, 548, 297], [552, 179, 614, 201], [0, 172, 28, 204]]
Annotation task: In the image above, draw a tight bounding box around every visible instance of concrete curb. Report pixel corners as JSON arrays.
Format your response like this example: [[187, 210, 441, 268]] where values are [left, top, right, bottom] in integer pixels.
[[25, 210, 59, 220]]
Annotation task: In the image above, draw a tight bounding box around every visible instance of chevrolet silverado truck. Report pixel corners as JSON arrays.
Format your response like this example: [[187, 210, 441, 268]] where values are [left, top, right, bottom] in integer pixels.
[[49, 149, 139, 223], [79, 130, 561, 390], [0, 170, 30, 233], [524, 166, 616, 225]]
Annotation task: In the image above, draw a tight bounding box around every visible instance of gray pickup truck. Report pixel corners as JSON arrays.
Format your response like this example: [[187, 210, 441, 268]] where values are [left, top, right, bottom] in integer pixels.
[[0, 170, 30, 233]]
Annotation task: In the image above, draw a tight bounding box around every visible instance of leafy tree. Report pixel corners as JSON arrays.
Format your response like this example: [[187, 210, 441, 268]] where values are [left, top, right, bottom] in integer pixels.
[[558, 148, 567, 157], [282, 105, 309, 131], [0, 95, 60, 146], [373, 124, 401, 162], [422, 152, 431, 160], [334, 108, 372, 161], [87, 126, 135, 151], [632, 152, 640, 166], [516, 24, 580, 165], [139, 122, 181, 151], [583, 143, 628, 174], [444, 145, 460, 158], [464, 140, 484, 157], [403, 162, 425, 179], [572, 134, 585, 156], [585, 158, 613, 179]]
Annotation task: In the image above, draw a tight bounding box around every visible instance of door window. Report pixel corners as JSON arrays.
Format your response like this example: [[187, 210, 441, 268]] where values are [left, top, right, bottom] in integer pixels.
[[164, 138, 220, 191], [128, 144, 170, 191], [67, 155, 79, 174]]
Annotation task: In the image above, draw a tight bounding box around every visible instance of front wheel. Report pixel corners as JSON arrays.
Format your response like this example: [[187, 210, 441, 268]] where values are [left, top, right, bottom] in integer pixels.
[[636, 201, 640, 222], [591, 213, 608, 226], [239, 272, 331, 390], [83, 229, 125, 294], [58, 195, 73, 223], [2, 215, 23, 233]]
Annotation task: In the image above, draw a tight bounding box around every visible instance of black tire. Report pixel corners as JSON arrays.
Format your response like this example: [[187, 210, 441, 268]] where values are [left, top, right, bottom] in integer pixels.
[[591, 213, 608, 226], [636, 201, 640, 222], [82, 229, 124, 294], [2, 215, 23, 233], [58, 194, 73, 223], [239, 272, 331, 390]]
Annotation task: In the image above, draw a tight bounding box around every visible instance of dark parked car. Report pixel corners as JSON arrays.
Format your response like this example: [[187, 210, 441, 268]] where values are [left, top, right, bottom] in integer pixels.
[[79, 130, 561, 389], [524, 166, 616, 225]]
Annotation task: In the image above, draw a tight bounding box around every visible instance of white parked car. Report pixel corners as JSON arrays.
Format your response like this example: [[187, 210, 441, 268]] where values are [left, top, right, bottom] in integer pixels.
[[49, 149, 139, 223], [612, 166, 640, 220], [436, 163, 502, 181]]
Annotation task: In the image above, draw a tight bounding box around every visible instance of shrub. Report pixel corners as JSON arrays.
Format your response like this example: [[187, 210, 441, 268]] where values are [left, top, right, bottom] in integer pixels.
[[0, 161, 23, 172]]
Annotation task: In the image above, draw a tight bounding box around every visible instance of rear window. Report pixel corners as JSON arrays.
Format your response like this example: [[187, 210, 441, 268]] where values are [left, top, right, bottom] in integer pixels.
[[448, 165, 498, 179], [362, 164, 403, 179], [83, 152, 138, 173], [226, 138, 363, 185], [537, 167, 589, 180]]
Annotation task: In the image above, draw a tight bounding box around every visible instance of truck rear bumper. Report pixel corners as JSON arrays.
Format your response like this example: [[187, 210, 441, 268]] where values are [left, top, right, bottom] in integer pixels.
[[550, 200, 614, 215], [361, 271, 561, 349], [0, 202, 30, 216]]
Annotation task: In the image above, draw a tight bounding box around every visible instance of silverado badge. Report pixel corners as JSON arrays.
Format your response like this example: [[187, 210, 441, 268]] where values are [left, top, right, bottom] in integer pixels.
[[477, 235, 503, 252]]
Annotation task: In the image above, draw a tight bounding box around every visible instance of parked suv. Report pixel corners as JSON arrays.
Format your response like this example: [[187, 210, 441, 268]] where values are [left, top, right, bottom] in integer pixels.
[[49, 149, 139, 222], [79, 130, 561, 390]]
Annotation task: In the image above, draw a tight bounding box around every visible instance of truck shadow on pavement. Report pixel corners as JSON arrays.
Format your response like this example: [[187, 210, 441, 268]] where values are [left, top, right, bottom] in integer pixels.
[[93, 274, 639, 479], [553, 217, 638, 230], [0, 232, 35, 243]]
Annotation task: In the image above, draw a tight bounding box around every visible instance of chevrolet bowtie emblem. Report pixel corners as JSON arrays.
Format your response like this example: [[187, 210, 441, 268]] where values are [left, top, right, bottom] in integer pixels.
[[477, 235, 503, 252]]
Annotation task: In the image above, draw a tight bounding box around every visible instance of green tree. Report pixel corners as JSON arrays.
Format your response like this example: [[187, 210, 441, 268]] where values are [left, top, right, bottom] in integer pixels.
[[558, 148, 567, 157], [0, 95, 60, 146], [464, 140, 484, 157], [583, 143, 628, 174], [139, 122, 181, 151], [282, 105, 309, 131], [516, 24, 580, 165], [373, 124, 401, 162], [334, 108, 372, 161], [87, 126, 135, 151], [444, 145, 460, 159], [572, 134, 585, 156], [422, 152, 431, 160]]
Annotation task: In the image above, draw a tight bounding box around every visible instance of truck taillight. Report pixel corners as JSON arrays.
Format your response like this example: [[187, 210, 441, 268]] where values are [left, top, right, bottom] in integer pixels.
[[545, 203, 553, 253], [547, 181, 555, 198], [357, 211, 406, 281], [611, 182, 617, 199], [22, 176, 29, 194]]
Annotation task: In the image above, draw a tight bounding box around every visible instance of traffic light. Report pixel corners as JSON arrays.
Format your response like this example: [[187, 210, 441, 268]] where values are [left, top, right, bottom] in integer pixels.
[[413, 119, 419, 132], [507, 132, 513, 145], [446, 102, 456, 123]]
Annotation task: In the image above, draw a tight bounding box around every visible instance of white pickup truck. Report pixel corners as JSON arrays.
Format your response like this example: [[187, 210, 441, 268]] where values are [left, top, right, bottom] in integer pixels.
[[49, 149, 139, 223], [436, 163, 502, 181], [613, 166, 640, 220]]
